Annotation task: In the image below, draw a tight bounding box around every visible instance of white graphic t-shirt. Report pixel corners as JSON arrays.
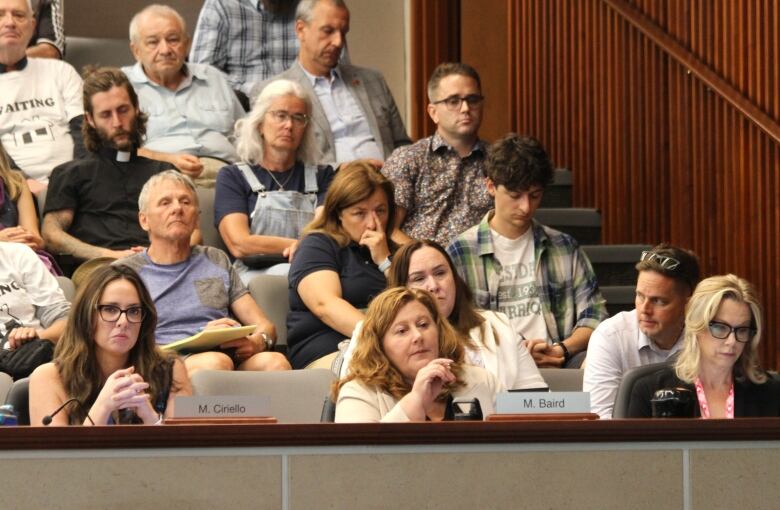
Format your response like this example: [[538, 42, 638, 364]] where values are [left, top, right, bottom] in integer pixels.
[[0, 58, 84, 183], [491, 227, 548, 343]]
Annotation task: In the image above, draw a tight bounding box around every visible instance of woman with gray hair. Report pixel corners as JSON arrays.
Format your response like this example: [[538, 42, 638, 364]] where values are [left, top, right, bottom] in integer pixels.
[[215, 79, 335, 281], [628, 274, 780, 418]]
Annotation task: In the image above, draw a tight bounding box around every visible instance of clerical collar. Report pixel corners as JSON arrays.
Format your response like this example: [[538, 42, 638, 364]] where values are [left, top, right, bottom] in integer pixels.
[[97, 146, 136, 161], [0, 56, 28, 74]]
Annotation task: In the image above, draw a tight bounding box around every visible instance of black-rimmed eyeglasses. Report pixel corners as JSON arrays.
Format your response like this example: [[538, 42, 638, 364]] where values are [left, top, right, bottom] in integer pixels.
[[708, 320, 756, 343], [96, 305, 145, 323], [431, 94, 484, 111], [267, 110, 310, 126], [640, 251, 680, 270]]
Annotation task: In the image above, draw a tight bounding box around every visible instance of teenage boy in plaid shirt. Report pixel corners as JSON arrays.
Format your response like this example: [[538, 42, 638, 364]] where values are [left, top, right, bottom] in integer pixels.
[[447, 134, 607, 368]]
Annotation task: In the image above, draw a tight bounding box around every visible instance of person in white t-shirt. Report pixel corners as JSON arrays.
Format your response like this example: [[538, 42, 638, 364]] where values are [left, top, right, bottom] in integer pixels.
[[447, 133, 607, 368], [0, 242, 70, 347], [583, 244, 700, 418], [0, 0, 85, 191]]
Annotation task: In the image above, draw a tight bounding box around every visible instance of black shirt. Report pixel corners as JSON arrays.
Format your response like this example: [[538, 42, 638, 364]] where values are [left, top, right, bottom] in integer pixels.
[[44, 148, 171, 250], [287, 233, 386, 369]]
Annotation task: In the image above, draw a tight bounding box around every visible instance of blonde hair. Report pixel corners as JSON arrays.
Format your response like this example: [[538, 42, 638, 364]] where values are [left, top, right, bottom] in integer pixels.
[[336, 287, 465, 401], [0, 142, 24, 201], [675, 274, 766, 384]]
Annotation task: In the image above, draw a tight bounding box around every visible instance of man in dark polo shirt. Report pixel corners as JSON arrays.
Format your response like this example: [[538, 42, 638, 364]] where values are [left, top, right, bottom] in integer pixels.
[[42, 67, 172, 269]]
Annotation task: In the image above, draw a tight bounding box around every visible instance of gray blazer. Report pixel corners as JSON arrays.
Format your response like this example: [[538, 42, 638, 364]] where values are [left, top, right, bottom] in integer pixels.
[[252, 61, 410, 167]]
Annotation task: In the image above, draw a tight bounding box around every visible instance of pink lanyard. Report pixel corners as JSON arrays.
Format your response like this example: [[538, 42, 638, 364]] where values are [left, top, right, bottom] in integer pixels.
[[694, 378, 735, 419]]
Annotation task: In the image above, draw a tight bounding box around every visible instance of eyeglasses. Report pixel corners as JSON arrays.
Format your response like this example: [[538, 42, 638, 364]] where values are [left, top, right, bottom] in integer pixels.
[[267, 110, 309, 126], [431, 94, 484, 111], [640, 251, 680, 270], [96, 305, 145, 323], [708, 320, 756, 343]]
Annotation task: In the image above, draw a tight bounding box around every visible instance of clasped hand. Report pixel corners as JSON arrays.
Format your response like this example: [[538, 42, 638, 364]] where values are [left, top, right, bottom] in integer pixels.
[[524, 339, 565, 367], [206, 317, 264, 361], [95, 367, 157, 423]]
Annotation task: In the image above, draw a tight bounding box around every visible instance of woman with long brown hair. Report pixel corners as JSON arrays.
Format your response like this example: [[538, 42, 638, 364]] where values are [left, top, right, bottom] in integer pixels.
[[29, 265, 190, 425], [0, 141, 45, 251], [286, 161, 396, 369]]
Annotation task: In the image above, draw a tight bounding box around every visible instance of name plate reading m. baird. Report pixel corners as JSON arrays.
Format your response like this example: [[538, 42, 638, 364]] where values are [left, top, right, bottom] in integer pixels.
[[496, 392, 591, 414], [174, 396, 270, 418]]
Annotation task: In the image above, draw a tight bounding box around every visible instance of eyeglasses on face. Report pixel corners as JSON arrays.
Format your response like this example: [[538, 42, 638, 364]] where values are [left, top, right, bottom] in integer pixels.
[[640, 251, 681, 270], [96, 305, 145, 323], [431, 94, 485, 111], [708, 320, 756, 343], [267, 110, 309, 126]]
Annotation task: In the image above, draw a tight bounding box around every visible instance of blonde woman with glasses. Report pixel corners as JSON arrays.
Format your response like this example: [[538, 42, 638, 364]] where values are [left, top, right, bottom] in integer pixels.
[[627, 274, 780, 418]]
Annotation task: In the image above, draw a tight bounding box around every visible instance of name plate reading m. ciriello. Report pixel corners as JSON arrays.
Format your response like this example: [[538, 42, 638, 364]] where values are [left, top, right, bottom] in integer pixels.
[[495, 392, 591, 414], [174, 396, 270, 418]]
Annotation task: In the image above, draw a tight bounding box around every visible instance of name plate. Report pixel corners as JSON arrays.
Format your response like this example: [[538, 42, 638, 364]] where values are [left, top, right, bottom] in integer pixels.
[[174, 396, 270, 418], [496, 392, 591, 414]]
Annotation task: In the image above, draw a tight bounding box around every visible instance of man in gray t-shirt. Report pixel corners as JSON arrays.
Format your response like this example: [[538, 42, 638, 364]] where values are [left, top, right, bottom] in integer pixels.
[[116, 170, 290, 375]]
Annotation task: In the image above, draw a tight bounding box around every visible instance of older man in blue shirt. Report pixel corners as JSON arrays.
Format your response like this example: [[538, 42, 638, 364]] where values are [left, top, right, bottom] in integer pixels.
[[124, 5, 245, 180]]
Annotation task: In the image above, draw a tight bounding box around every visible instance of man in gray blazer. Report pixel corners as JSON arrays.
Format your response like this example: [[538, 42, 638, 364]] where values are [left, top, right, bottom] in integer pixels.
[[251, 0, 410, 167]]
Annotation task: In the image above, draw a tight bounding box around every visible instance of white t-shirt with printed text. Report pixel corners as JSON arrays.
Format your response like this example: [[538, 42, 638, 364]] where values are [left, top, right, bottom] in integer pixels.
[[490, 227, 548, 343], [0, 58, 84, 183]]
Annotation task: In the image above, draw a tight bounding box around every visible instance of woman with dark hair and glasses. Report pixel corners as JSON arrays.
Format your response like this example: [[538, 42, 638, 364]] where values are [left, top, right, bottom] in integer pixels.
[[29, 265, 191, 425], [627, 274, 780, 418]]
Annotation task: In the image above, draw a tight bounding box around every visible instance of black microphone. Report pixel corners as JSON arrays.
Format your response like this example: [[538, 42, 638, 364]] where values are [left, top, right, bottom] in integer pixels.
[[43, 398, 95, 425], [650, 387, 695, 418]]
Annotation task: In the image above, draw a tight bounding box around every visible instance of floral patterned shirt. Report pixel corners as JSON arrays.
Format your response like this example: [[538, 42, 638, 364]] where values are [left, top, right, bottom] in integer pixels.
[[381, 133, 493, 246]]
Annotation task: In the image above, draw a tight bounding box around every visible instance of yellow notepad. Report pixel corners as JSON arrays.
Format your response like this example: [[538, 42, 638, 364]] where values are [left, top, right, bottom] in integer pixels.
[[160, 325, 257, 353]]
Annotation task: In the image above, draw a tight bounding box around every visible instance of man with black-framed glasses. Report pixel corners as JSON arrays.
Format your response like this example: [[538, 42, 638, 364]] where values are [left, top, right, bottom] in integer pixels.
[[383, 62, 492, 247], [583, 243, 701, 418]]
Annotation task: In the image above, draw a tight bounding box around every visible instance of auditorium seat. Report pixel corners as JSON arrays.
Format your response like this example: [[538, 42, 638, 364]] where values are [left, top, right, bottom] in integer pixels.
[[0, 373, 13, 407], [611, 361, 670, 418], [538, 368, 583, 392], [247, 275, 289, 352], [540, 168, 572, 208], [534, 208, 601, 245], [65, 37, 133, 72], [601, 285, 635, 316], [190, 369, 335, 423], [56, 276, 76, 302], [196, 186, 229, 253], [5, 377, 30, 426], [582, 244, 651, 286]]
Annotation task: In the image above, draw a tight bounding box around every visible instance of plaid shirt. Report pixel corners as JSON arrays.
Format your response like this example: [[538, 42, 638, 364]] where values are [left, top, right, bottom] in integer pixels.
[[189, 0, 298, 95], [446, 212, 607, 343]]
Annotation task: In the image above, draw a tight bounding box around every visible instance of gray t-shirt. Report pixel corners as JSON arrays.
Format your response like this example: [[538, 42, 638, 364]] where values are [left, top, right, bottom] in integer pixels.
[[117, 246, 248, 345]]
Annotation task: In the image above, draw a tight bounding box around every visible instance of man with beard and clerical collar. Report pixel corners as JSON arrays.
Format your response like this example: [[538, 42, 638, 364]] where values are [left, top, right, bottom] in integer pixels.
[[42, 67, 196, 274]]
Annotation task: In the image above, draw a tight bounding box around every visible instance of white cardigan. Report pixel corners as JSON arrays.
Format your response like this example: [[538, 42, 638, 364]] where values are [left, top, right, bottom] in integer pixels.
[[338, 310, 547, 390], [335, 364, 500, 422]]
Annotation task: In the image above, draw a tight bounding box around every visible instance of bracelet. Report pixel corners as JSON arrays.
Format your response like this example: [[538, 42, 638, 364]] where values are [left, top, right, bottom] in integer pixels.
[[377, 257, 392, 272], [557, 341, 571, 364]]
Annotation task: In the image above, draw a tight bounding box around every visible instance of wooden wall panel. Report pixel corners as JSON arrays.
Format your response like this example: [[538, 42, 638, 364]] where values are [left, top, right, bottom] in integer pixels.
[[456, 0, 780, 367]]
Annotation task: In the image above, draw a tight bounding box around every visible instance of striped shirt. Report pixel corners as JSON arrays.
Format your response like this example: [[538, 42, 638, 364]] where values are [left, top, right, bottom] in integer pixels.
[[190, 0, 299, 95], [447, 212, 608, 343]]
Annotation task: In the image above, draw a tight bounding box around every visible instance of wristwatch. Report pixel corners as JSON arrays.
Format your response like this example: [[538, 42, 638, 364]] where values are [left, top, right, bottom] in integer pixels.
[[260, 332, 275, 352], [557, 341, 571, 364]]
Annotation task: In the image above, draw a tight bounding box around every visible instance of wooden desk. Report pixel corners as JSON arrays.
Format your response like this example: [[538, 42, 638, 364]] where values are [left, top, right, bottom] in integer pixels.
[[1, 419, 779, 509]]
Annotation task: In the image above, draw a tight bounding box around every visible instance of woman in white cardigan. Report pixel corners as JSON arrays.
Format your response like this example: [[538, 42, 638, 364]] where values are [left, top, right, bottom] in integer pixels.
[[335, 287, 499, 422], [339, 240, 547, 390]]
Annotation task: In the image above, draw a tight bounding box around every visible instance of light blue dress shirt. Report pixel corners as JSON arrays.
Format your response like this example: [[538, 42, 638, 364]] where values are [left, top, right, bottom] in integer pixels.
[[123, 62, 245, 162], [302, 66, 383, 164]]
